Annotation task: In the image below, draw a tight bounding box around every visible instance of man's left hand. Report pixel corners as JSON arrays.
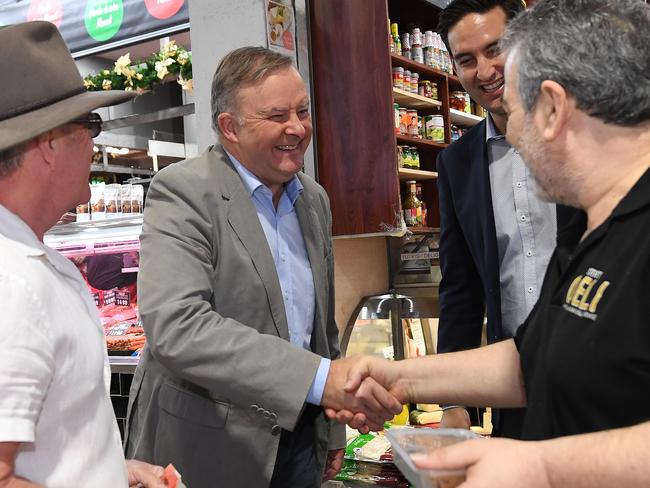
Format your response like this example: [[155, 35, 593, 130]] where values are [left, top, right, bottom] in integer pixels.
[[322, 448, 345, 481], [411, 437, 551, 488], [126, 459, 165, 488]]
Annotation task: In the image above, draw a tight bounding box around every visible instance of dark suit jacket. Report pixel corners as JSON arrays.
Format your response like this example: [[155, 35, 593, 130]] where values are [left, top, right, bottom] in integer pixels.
[[125, 146, 344, 488], [436, 119, 577, 353]]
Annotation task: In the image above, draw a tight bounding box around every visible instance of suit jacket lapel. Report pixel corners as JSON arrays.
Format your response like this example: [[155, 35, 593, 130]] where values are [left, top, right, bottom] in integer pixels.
[[294, 187, 327, 353], [479, 132, 500, 285], [217, 150, 289, 339]]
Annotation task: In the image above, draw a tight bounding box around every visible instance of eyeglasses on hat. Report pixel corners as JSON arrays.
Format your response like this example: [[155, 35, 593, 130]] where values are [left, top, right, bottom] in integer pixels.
[[69, 113, 103, 138]]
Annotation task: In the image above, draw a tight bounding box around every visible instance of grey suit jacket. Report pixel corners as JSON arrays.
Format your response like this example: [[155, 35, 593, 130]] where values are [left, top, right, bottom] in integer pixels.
[[125, 146, 345, 488]]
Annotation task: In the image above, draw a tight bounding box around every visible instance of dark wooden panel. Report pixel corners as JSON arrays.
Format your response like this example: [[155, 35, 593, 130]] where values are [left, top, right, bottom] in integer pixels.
[[309, 0, 401, 236]]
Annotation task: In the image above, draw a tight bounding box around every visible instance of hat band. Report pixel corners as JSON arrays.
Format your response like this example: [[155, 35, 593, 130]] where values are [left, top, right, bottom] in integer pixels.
[[0, 86, 88, 122]]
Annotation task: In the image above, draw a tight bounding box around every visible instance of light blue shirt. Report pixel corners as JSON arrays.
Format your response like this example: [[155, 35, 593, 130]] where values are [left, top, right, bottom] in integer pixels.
[[486, 116, 557, 337], [227, 152, 330, 405]]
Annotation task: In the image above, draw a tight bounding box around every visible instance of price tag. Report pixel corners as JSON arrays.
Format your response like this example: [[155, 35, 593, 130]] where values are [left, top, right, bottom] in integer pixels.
[[115, 291, 131, 307]]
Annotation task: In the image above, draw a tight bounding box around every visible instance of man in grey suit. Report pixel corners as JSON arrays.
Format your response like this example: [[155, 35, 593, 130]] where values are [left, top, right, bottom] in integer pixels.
[[125, 47, 401, 488]]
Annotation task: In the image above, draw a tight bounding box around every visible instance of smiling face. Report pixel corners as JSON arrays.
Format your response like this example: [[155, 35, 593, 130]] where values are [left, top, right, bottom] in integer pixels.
[[221, 66, 312, 193], [448, 6, 508, 120], [503, 55, 578, 207]]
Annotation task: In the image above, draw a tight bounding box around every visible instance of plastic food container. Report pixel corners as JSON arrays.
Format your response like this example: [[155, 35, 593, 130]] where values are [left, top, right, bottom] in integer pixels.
[[385, 428, 480, 488]]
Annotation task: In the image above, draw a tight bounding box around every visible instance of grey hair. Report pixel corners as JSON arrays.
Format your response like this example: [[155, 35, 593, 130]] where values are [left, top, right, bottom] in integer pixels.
[[210, 46, 294, 133], [0, 141, 28, 178], [501, 0, 650, 126]]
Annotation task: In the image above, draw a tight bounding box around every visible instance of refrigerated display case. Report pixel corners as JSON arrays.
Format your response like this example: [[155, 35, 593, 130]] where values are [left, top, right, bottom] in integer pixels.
[[44, 216, 144, 437], [340, 291, 439, 361]]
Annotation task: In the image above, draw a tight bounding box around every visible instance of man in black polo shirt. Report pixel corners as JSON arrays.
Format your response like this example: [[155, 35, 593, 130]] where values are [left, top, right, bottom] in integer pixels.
[[330, 0, 650, 485]]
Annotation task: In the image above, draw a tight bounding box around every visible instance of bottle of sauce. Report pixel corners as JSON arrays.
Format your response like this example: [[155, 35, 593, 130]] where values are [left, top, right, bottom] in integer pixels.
[[416, 183, 427, 227], [403, 180, 423, 227]]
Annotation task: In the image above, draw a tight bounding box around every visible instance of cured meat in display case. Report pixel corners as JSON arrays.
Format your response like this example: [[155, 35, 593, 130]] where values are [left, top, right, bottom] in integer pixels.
[[44, 216, 145, 437]]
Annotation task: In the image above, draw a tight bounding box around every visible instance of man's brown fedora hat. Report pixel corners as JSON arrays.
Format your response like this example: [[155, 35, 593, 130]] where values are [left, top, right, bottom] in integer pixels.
[[0, 21, 136, 152]]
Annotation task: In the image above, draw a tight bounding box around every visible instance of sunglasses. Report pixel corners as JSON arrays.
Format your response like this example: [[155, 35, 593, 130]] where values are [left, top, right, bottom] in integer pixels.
[[69, 112, 103, 138]]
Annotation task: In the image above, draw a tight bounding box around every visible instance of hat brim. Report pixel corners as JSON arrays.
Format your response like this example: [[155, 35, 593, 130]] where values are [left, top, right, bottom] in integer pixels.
[[0, 89, 137, 152]]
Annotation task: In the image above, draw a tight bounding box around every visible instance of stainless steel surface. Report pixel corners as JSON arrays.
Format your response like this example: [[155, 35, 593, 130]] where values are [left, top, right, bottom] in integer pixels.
[[109, 355, 139, 374]]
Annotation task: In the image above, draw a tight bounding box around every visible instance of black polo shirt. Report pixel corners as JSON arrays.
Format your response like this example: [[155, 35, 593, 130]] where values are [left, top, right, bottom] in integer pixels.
[[515, 167, 650, 441]]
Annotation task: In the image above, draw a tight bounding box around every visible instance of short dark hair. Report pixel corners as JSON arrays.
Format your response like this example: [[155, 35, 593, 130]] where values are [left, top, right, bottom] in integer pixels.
[[436, 0, 525, 55]]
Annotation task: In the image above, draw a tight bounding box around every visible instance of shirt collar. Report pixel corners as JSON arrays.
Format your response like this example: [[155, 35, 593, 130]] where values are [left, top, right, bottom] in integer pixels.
[[226, 150, 304, 205], [0, 204, 46, 258], [485, 113, 505, 142], [557, 166, 650, 249], [0, 204, 82, 279]]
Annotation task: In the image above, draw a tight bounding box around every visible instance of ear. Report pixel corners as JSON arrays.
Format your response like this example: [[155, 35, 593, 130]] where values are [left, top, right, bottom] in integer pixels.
[[33, 130, 60, 169], [535, 80, 573, 142], [217, 113, 240, 144]]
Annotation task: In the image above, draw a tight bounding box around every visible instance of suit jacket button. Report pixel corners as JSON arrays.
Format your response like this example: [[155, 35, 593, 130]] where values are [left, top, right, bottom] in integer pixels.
[[271, 424, 282, 436]]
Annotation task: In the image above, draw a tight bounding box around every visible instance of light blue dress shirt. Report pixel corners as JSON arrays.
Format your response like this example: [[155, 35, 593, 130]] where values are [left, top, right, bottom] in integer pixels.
[[227, 152, 330, 405], [486, 116, 557, 337]]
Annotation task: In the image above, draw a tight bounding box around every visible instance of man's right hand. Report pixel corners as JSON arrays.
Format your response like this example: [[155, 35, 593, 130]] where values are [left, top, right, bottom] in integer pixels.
[[440, 407, 471, 430], [321, 356, 403, 432]]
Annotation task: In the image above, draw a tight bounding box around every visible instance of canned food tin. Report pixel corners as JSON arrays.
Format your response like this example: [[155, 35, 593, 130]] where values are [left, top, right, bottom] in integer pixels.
[[425, 114, 445, 143], [392, 67, 404, 90]]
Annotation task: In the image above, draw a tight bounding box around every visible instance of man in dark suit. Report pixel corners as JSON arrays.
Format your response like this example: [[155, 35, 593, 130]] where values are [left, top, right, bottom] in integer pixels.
[[435, 0, 575, 434], [124, 47, 400, 488]]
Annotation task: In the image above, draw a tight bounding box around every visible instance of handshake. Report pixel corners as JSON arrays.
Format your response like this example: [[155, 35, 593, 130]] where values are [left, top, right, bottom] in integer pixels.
[[321, 355, 410, 433]]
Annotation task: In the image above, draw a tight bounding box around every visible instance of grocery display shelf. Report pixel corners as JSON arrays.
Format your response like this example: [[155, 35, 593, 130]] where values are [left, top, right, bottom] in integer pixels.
[[398, 168, 438, 181], [450, 108, 484, 127], [392, 88, 442, 110], [391, 54, 448, 81], [396, 134, 447, 150]]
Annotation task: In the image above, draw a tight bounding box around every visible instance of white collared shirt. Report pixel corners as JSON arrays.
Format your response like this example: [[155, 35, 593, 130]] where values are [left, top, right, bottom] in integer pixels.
[[0, 205, 128, 487], [486, 115, 557, 337]]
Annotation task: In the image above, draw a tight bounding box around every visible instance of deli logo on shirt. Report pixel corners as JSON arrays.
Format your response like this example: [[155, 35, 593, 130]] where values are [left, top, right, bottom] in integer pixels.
[[563, 267, 610, 321]]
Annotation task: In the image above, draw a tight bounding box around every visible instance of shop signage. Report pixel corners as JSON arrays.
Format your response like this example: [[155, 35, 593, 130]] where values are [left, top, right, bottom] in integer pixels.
[[0, 0, 189, 56]]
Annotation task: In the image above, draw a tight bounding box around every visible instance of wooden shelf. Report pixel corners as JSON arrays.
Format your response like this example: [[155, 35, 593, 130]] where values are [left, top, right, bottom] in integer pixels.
[[391, 54, 449, 81], [398, 168, 438, 181], [447, 73, 464, 91], [396, 134, 447, 150], [450, 108, 484, 127], [407, 226, 440, 235], [393, 88, 442, 110]]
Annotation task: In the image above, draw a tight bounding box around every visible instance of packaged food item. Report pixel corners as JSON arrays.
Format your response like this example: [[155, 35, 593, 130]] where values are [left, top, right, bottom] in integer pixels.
[[411, 28, 423, 64], [425, 115, 445, 143], [406, 109, 419, 137], [121, 184, 133, 214], [450, 91, 467, 112], [90, 182, 106, 221], [411, 71, 419, 93], [392, 67, 404, 90], [399, 107, 408, 135], [76, 198, 90, 222], [404, 70, 411, 92], [385, 428, 480, 488], [131, 185, 144, 214], [400, 32, 411, 59], [161, 463, 187, 488], [105, 183, 121, 218], [394, 103, 401, 134]]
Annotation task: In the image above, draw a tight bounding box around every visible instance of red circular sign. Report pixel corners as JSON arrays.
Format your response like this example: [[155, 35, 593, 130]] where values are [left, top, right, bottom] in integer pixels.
[[27, 0, 63, 27], [144, 0, 184, 20]]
